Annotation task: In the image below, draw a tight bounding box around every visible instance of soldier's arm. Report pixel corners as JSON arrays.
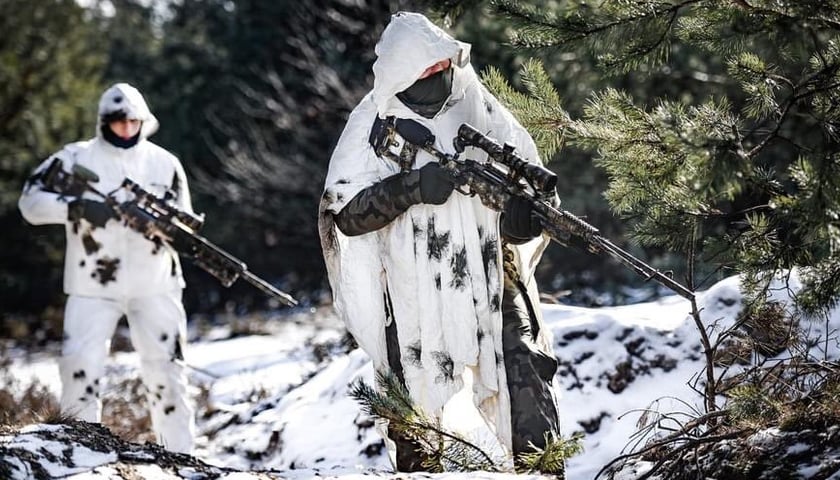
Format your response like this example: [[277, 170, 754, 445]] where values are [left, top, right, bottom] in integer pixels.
[[18, 156, 73, 225], [333, 170, 422, 236]]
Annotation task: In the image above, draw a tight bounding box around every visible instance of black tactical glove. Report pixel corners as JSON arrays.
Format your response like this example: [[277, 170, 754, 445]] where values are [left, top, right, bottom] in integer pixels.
[[68, 198, 118, 228], [501, 195, 542, 242], [417, 162, 456, 205]]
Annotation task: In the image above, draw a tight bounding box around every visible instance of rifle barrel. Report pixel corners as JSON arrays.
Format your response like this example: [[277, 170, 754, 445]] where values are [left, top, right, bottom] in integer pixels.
[[538, 204, 695, 300], [589, 235, 695, 301], [241, 270, 298, 306]]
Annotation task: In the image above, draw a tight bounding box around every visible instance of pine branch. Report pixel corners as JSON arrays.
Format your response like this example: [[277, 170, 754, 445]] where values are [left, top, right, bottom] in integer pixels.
[[349, 371, 501, 472], [492, 0, 701, 72], [517, 431, 583, 475], [481, 58, 571, 160], [594, 411, 731, 480]]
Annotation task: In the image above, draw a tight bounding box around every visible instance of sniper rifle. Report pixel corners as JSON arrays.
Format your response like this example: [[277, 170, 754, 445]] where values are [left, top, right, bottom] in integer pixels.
[[369, 116, 695, 301], [38, 158, 298, 306]]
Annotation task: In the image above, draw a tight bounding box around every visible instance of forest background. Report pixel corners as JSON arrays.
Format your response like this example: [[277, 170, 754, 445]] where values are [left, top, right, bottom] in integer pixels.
[[0, 0, 630, 329], [3, 0, 840, 338]]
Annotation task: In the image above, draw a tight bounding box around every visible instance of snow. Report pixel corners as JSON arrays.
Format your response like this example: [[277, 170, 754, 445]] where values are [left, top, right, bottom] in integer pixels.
[[4, 426, 118, 477], [4, 273, 838, 479]]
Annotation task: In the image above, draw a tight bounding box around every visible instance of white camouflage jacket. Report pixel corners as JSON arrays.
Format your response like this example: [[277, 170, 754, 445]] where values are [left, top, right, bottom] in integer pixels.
[[19, 84, 193, 299]]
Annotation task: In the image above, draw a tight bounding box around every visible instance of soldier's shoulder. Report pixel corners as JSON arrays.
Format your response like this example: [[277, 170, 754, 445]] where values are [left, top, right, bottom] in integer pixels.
[[51, 139, 95, 163], [144, 141, 180, 162], [61, 139, 95, 154]]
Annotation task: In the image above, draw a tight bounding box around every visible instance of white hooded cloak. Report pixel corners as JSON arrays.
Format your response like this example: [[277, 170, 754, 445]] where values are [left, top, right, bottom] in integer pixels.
[[319, 12, 551, 451]]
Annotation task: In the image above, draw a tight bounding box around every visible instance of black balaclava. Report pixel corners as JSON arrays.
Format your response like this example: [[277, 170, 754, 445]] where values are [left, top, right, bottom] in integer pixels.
[[100, 110, 141, 149], [396, 66, 454, 119]]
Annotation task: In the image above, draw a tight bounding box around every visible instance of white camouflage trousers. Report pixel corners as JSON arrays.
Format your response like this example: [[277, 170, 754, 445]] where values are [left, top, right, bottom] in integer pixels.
[[59, 291, 195, 453]]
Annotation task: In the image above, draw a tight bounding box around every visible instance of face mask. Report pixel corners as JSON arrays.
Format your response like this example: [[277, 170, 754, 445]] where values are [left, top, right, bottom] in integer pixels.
[[101, 123, 141, 149], [396, 67, 454, 118]]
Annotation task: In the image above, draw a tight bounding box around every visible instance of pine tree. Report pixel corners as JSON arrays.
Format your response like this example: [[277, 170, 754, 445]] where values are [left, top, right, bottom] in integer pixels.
[[0, 0, 106, 317], [464, 1, 840, 475], [480, 0, 840, 312]]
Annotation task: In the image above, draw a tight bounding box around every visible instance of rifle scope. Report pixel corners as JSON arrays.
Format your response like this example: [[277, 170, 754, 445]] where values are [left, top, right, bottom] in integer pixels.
[[71, 164, 101, 183], [456, 124, 557, 194], [122, 178, 205, 231]]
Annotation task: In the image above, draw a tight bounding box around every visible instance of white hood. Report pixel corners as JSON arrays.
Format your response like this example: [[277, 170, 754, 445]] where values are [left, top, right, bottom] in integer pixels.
[[96, 83, 160, 139], [372, 12, 471, 116]]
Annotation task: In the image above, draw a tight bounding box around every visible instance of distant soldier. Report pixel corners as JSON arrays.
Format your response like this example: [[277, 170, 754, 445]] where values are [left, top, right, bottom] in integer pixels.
[[319, 12, 561, 473], [19, 83, 195, 453]]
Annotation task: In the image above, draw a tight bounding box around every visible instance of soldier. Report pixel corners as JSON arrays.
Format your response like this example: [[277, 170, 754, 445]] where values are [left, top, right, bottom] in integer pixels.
[[319, 12, 561, 473], [19, 83, 195, 453]]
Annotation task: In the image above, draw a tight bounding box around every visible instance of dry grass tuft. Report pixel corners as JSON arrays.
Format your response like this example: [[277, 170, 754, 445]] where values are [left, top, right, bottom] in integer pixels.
[[101, 377, 155, 444], [0, 345, 60, 427]]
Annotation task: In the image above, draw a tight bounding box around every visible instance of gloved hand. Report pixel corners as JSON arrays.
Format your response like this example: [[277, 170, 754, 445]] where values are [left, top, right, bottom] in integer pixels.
[[501, 196, 542, 241], [68, 198, 118, 228], [417, 162, 457, 205]]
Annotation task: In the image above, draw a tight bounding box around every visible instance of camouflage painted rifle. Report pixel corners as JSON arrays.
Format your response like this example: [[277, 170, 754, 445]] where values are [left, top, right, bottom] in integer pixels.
[[370, 116, 695, 301], [39, 158, 298, 306]]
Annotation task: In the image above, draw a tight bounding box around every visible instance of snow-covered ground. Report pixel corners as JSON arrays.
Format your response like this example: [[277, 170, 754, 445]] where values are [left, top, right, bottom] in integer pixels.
[[5, 273, 836, 479]]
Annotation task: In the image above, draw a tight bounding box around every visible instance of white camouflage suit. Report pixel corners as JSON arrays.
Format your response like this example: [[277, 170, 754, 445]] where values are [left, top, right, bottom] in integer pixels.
[[18, 83, 195, 453]]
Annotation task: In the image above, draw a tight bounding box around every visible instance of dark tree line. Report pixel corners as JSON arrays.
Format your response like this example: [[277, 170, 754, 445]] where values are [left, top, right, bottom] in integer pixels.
[[98, 0, 409, 311], [1, 0, 422, 323], [7, 0, 839, 330], [0, 0, 107, 320], [2, 0, 602, 325]]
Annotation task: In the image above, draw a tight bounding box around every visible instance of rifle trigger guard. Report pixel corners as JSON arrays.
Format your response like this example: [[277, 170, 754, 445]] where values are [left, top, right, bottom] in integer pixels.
[[455, 184, 473, 197]]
